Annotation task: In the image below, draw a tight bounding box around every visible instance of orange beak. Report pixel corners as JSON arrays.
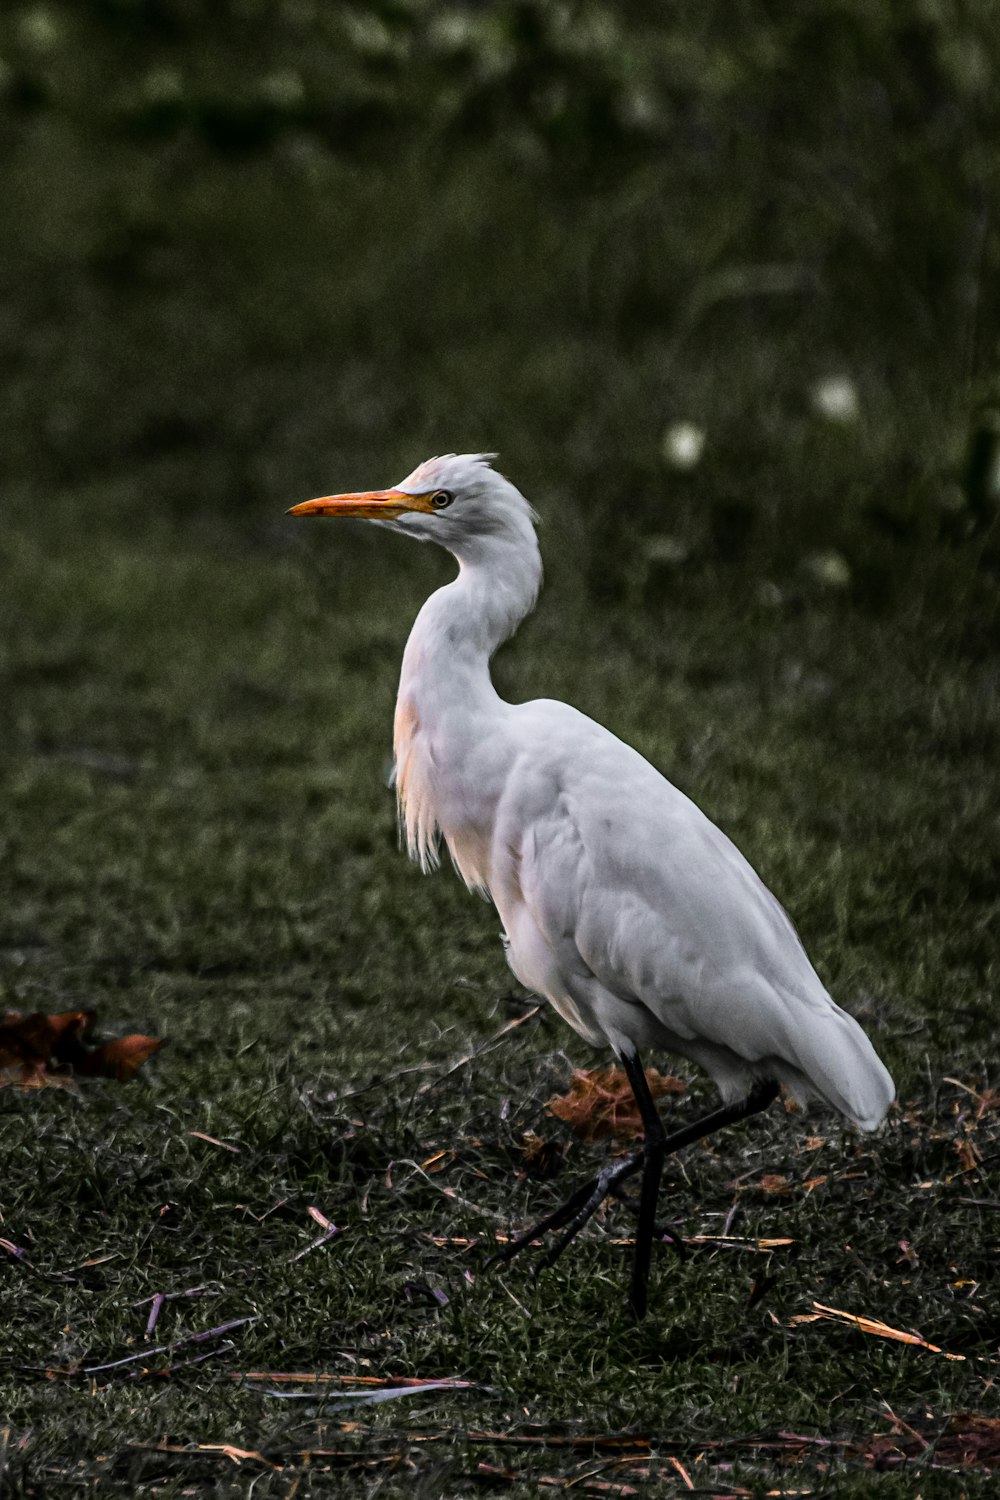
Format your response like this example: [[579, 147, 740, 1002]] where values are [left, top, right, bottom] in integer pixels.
[[287, 489, 436, 519]]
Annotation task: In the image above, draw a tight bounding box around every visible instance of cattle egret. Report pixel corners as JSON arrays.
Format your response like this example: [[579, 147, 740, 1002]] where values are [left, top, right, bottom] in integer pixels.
[[289, 453, 895, 1318]]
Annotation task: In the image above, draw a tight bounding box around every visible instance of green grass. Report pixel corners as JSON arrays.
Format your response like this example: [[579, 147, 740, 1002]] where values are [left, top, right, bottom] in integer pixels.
[[2, 5, 999, 1491], [2, 485, 999, 1496]]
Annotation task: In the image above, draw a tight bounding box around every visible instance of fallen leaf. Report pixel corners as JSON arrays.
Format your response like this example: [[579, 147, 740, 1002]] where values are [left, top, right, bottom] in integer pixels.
[[0, 1009, 163, 1090], [955, 1136, 983, 1172], [546, 1067, 686, 1142], [80, 1033, 164, 1081], [758, 1174, 793, 1195]]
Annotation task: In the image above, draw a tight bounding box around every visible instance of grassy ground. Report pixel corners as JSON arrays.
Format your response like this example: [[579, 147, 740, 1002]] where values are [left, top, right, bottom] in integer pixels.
[[3, 5, 999, 1492], [2, 479, 999, 1495]]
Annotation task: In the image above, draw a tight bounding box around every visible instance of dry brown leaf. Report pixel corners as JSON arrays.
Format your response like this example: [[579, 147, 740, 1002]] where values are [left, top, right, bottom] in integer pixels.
[[546, 1066, 687, 1142], [757, 1173, 793, 1195], [0, 1009, 163, 1090], [83, 1033, 164, 1082], [954, 1136, 983, 1172]]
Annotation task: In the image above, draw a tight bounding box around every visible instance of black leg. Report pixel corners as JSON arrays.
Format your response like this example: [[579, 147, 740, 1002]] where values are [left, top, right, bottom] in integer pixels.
[[489, 1072, 781, 1317], [532, 1150, 643, 1271], [620, 1050, 667, 1319]]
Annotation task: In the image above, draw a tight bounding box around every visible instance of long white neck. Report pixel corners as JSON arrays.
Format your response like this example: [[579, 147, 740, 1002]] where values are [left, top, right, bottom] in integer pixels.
[[393, 526, 543, 878], [400, 532, 542, 701]]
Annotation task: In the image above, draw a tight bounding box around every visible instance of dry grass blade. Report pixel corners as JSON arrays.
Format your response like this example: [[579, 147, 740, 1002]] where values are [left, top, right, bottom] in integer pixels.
[[790, 1302, 967, 1360], [196, 1443, 279, 1469], [188, 1131, 241, 1153], [127, 1441, 279, 1469], [230, 1372, 482, 1390]]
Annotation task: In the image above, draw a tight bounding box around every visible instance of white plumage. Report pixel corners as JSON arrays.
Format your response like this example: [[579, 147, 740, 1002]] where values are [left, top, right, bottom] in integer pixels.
[[290, 452, 894, 1314]]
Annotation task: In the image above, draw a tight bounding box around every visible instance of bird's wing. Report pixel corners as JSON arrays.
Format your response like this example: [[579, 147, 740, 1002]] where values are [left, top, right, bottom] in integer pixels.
[[497, 700, 893, 1128]]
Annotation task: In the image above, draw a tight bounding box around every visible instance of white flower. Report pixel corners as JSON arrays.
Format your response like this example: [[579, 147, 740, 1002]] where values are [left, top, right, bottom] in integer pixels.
[[661, 422, 706, 470], [811, 375, 859, 423]]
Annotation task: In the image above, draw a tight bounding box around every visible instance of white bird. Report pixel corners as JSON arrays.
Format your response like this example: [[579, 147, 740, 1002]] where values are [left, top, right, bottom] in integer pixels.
[[289, 453, 895, 1317]]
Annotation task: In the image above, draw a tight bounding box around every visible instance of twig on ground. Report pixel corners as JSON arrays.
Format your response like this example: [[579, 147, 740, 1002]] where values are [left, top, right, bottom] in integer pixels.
[[790, 1302, 966, 1361], [230, 1372, 482, 1388], [145, 1293, 165, 1337]]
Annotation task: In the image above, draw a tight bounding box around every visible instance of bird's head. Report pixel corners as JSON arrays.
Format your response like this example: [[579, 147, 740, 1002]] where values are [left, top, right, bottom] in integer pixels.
[[288, 453, 538, 561]]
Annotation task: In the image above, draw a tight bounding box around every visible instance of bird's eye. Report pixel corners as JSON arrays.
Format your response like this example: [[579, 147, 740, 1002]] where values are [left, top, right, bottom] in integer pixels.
[[430, 490, 454, 510]]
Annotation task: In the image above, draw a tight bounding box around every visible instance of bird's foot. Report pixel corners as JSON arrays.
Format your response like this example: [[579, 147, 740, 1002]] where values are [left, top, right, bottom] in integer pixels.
[[652, 1223, 687, 1260], [489, 1149, 644, 1275]]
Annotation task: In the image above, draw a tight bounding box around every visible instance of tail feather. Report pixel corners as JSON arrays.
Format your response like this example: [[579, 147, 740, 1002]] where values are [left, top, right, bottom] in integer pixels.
[[785, 996, 895, 1130]]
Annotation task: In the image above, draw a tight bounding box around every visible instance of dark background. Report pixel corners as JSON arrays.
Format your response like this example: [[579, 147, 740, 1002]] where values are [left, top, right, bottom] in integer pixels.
[[2, 0, 999, 616]]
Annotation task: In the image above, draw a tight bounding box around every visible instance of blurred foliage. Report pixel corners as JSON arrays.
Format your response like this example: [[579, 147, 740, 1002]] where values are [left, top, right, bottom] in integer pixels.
[[1, 0, 999, 616]]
